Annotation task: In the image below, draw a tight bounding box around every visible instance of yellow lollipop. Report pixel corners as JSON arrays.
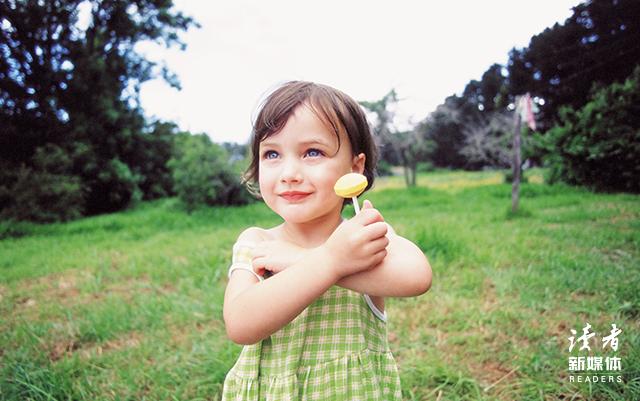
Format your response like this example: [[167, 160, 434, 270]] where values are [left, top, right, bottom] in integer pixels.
[[334, 173, 368, 214]]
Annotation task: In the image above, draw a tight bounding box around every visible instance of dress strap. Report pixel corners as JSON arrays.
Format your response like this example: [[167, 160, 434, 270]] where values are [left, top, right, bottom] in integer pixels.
[[228, 264, 263, 282], [363, 294, 387, 322], [228, 241, 264, 282]]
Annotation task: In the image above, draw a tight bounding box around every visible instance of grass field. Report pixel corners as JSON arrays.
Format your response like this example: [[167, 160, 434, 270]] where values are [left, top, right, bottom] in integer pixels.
[[1, 168, 639, 400]]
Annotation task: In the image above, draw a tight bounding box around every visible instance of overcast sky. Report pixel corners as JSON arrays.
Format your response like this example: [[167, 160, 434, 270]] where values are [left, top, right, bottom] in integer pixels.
[[136, 0, 580, 144]]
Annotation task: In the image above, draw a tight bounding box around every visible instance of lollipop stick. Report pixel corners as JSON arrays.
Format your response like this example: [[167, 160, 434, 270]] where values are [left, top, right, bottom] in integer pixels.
[[352, 196, 360, 214]]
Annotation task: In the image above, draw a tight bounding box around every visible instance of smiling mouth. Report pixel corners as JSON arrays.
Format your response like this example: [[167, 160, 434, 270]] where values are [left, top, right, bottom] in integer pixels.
[[280, 192, 311, 202]]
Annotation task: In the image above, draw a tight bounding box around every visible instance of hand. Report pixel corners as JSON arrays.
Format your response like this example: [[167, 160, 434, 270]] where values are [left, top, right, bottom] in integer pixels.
[[321, 199, 389, 278], [251, 240, 308, 278]]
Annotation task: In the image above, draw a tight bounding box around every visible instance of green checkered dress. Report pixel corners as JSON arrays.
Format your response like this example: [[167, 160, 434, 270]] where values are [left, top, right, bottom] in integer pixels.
[[222, 241, 403, 400]]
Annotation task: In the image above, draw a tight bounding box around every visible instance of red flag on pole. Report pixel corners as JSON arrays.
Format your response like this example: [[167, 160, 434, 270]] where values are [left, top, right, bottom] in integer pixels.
[[524, 93, 536, 131], [517, 93, 537, 130]]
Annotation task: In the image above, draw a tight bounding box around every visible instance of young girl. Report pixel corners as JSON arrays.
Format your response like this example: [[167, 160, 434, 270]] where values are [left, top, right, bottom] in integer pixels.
[[222, 81, 432, 400]]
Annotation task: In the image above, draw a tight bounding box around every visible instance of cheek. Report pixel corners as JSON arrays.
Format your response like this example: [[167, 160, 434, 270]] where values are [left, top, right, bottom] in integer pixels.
[[258, 168, 275, 192], [258, 177, 271, 195], [258, 168, 279, 197], [308, 167, 342, 194]]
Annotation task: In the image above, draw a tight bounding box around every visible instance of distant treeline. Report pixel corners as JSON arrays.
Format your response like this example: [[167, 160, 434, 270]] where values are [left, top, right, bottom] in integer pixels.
[[365, 0, 639, 191], [1, 1, 251, 222], [1, 0, 639, 223]]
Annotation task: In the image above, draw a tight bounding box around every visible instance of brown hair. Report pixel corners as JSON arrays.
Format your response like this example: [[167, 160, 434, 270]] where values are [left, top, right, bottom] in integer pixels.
[[243, 81, 378, 202]]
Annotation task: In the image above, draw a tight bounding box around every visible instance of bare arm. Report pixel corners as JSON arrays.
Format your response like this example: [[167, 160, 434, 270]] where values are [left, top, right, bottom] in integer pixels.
[[224, 232, 339, 345], [224, 209, 388, 345], [336, 223, 432, 297]]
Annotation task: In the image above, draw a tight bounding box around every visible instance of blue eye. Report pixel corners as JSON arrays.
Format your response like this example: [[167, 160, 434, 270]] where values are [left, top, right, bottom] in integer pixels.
[[306, 148, 323, 157], [263, 150, 278, 159]]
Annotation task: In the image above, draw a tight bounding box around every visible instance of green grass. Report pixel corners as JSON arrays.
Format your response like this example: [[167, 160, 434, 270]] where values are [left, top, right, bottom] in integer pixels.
[[1, 168, 639, 400]]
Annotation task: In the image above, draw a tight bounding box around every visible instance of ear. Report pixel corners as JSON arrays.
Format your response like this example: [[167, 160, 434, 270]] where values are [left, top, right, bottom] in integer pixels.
[[351, 153, 366, 174]]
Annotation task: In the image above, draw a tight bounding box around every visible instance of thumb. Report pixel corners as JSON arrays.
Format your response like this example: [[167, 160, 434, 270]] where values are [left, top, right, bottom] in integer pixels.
[[362, 199, 373, 209]]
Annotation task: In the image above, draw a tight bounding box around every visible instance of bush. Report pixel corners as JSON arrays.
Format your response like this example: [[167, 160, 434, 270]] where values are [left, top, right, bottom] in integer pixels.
[[542, 66, 640, 193], [134, 122, 177, 200], [0, 166, 84, 223], [416, 161, 435, 173], [169, 133, 252, 211], [376, 160, 394, 176], [0, 145, 85, 222], [81, 157, 143, 215]]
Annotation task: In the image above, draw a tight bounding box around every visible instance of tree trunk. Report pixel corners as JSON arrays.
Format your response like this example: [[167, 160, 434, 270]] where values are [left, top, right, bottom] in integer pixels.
[[410, 163, 417, 187], [403, 164, 410, 187]]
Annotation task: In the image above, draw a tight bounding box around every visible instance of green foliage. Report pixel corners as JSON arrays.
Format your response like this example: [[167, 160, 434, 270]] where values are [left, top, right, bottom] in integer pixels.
[[102, 158, 143, 209], [360, 89, 402, 168], [169, 133, 252, 211], [1, 167, 84, 223], [507, 0, 640, 126], [421, 97, 469, 169], [0, 0, 196, 220], [422, 94, 515, 171], [376, 159, 394, 176], [132, 122, 177, 201], [462, 63, 509, 113], [416, 161, 435, 173], [542, 67, 640, 193], [0, 144, 85, 222], [415, 62, 515, 171], [361, 90, 435, 187]]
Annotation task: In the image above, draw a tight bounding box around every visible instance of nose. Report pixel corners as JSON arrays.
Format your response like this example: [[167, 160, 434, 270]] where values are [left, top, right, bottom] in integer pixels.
[[279, 156, 303, 183]]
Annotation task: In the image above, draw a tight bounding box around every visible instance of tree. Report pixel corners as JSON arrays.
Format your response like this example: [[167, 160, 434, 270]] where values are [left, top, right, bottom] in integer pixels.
[[135, 121, 178, 200], [360, 90, 433, 187], [0, 0, 78, 164], [462, 63, 509, 113], [542, 66, 640, 193], [459, 111, 513, 169], [421, 96, 468, 169], [168, 132, 253, 211], [507, 0, 640, 127], [1, 0, 197, 220], [360, 89, 401, 165]]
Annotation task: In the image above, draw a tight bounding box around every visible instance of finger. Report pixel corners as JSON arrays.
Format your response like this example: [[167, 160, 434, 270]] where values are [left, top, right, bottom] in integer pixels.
[[364, 221, 388, 240], [355, 208, 384, 226], [362, 199, 373, 209], [365, 236, 390, 254], [370, 249, 387, 266]]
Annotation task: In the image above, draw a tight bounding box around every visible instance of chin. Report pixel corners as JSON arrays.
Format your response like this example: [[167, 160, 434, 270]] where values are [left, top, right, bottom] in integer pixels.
[[276, 210, 316, 224], [280, 207, 341, 225]]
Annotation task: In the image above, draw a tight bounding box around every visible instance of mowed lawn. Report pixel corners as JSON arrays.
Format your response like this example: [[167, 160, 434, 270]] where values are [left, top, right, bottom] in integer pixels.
[[1, 169, 638, 401]]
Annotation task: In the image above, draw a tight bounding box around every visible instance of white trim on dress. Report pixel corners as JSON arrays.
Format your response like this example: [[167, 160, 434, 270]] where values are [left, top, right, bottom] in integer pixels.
[[228, 263, 264, 282], [228, 241, 264, 282], [363, 294, 387, 322]]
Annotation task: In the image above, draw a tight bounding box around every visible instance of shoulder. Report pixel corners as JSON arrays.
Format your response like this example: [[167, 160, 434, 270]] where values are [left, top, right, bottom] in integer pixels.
[[236, 226, 270, 244]]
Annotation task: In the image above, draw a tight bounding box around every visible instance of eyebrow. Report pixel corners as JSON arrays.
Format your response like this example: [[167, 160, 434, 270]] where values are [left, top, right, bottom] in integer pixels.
[[260, 138, 332, 148]]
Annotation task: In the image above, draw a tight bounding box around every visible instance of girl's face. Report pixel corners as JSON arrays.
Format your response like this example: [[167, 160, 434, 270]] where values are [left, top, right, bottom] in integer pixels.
[[258, 104, 365, 225]]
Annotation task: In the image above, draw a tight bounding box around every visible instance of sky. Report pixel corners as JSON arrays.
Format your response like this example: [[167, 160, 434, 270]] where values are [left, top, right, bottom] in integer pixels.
[[136, 0, 580, 144]]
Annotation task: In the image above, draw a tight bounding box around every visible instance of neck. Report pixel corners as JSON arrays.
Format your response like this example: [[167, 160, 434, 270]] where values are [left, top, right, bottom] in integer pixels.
[[279, 209, 344, 248]]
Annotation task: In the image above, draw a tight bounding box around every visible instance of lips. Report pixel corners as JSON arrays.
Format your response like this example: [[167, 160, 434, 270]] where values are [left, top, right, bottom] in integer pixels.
[[280, 191, 311, 202]]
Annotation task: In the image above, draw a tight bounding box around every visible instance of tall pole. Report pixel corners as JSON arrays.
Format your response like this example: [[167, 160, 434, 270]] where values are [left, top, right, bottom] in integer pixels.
[[512, 97, 522, 213]]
